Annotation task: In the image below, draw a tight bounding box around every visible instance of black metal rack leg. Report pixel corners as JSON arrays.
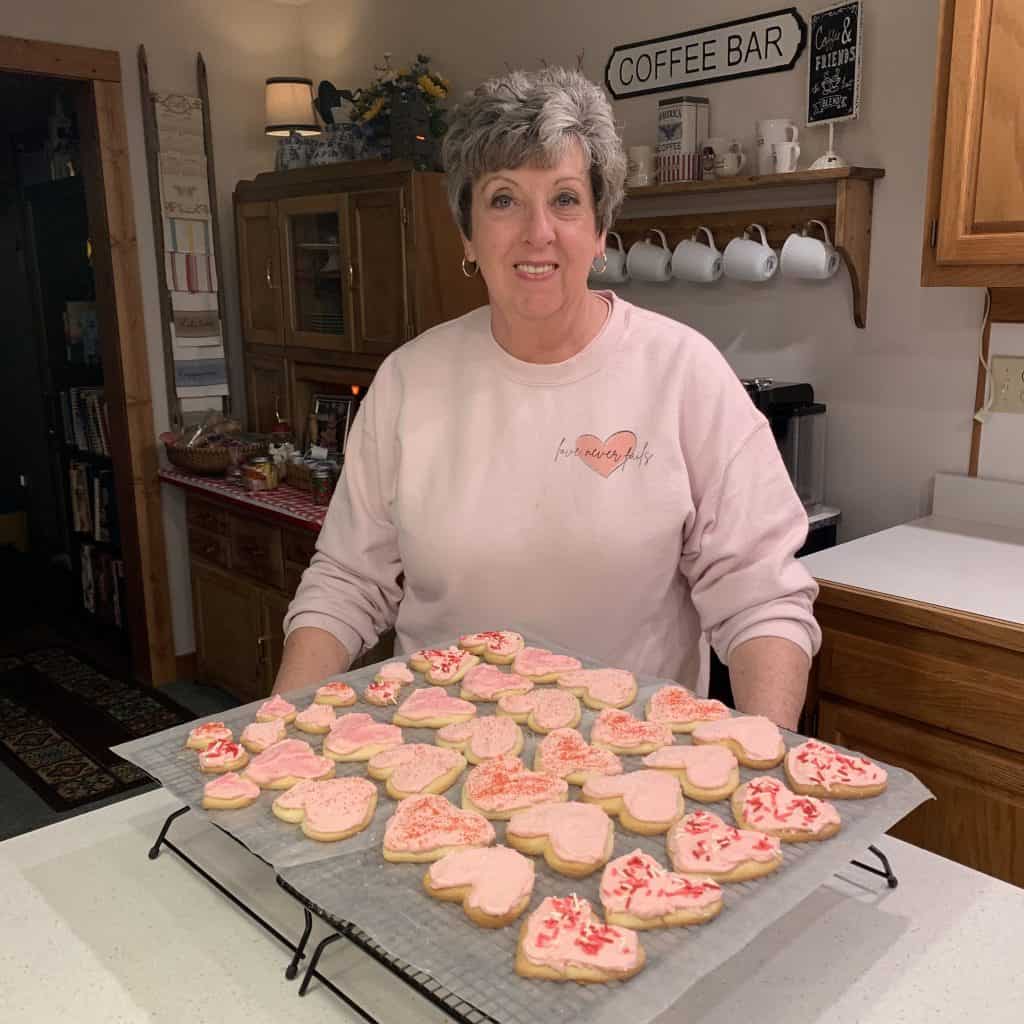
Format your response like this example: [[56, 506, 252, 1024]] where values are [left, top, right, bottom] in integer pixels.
[[298, 932, 382, 1024], [850, 844, 898, 888], [148, 805, 191, 859]]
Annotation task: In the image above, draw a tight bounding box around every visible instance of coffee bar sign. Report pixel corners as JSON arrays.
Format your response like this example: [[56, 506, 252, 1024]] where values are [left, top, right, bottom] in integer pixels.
[[605, 8, 807, 99]]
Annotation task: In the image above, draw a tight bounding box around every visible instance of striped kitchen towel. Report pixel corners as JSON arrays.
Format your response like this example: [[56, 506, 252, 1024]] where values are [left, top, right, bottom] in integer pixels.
[[165, 251, 217, 293]]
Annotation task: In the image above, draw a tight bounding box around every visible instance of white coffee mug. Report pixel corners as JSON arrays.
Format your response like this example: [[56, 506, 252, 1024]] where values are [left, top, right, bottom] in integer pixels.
[[590, 231, 629, 284], [703, 137, 745, 179], [781, 220, 841, 280], [627, 228, 672, 283], [723, 223, 778, 283], [756, 118, 799, 175], [773, 140, 801, 173], [626, 145, 656, 187], [672, 227, 723, 284], [717, 149, 748, 177]]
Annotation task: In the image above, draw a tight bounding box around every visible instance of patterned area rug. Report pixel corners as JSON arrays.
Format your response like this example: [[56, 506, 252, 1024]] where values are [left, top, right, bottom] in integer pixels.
[[0, 648, 192, 813]]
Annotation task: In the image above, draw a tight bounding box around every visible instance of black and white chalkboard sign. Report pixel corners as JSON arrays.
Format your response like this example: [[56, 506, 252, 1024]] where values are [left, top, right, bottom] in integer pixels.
[[807, 0, 863, 125]]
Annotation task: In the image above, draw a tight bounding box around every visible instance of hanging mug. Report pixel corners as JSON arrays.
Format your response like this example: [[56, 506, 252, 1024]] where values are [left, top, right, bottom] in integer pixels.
[[781, 219, 842, 280], [627, 228, 672, 283], [672, 227, 723, 283], [590, 231, 629, 284], [723, 223, 778, 282]]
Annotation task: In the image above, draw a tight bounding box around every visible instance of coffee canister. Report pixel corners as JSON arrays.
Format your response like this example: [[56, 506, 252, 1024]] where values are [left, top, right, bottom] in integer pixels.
[[656, 96, 710, 183]]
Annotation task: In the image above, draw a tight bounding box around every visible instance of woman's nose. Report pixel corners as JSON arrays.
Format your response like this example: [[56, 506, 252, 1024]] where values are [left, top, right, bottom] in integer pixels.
[[522, 200, 556, 246]]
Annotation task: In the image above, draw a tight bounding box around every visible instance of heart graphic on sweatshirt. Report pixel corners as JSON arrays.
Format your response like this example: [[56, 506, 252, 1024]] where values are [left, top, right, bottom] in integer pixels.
[[575, 431, 637, 478]]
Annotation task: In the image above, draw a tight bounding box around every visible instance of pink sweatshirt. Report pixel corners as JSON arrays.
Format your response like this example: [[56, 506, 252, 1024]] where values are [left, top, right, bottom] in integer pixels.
[[284, 292, 820, 693]]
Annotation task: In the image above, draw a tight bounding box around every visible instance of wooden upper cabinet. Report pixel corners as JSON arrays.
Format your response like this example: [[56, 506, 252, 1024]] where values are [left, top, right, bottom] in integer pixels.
[[245, 351, 289, 436], [349, 187, 409, 355], [237, 201, 283, 344], [923, 0, 1024, 284]]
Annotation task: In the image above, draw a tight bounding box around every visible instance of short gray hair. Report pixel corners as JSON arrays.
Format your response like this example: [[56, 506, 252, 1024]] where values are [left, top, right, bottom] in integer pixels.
[[442, 67, 626, 240]]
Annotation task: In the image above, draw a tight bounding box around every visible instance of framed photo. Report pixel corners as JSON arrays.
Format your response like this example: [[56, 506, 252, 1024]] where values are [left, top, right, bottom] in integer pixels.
[[806, 0, 863, 126], [312, 393, 358, 455]]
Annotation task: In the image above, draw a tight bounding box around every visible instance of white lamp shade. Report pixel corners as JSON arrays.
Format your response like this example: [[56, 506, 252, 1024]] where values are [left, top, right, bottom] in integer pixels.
[[265, 77, 319, 136]]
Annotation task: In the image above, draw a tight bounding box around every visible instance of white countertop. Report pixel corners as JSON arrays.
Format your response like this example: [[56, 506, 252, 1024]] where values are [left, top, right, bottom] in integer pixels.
[[2, 787, 1022, 1023]]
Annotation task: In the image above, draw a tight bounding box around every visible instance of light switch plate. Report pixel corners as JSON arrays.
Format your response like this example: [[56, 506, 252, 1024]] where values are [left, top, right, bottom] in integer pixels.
[[990, 356, 1024, 414]]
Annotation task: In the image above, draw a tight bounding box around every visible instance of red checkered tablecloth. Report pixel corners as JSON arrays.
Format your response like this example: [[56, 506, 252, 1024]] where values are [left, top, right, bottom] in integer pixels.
[[159, 466, 326, 532]]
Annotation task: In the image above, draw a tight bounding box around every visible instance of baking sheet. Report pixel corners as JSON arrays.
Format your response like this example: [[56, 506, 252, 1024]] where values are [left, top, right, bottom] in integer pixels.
[[114, 633, 932, 1023]]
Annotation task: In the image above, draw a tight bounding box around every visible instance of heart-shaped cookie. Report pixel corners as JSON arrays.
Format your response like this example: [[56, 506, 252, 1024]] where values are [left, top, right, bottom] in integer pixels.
[[667, 810, 783, 881], [409, 646, 480, 685], [462, 755, 569, 820], [243, 738, 334, 789], [314, 681, 358, 707], [393, 688, 477, 728], [255, 694, 296, 724], [323, 713, 403, 762], [784, 739, 888, 798], [600, 850, 723, 929], [534, 728, 622, 784], [424, 845, 535, 927], [590, 708, 673, 755], [645, 685, 730, 732], [364, 678, 404, 706], [731, 776, 842, 842], [515, 895, 645, 983], [506, 801, 614, 877], [382, 793, 496, 862], [295, 702, 337, 735], [458, 630, 525, 665], [641, 745, 740, 802], [367, 744, 466, 799], [186, 721, 232, 751], [373, 661, 415, 685], [437, 716, 524, 763], [271, 776, 378, 841], [691, 715, 785, 768], [582, 770, 684, 835], [460, 664, 534, 702], [557, 668, 637, 710], [512, 646, 582, 682], [498, 689, 581, 733], [240, 718, 286, 753], [201, 771, 260, 810]]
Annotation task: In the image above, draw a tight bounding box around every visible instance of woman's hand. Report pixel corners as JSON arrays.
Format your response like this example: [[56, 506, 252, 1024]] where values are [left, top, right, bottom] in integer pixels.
[[726, 636, 810, 731], [272, 627, 351, 696]]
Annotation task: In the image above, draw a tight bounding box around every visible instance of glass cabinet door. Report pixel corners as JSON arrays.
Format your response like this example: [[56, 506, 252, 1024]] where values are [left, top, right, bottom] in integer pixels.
[[278, 194, 352, 351]]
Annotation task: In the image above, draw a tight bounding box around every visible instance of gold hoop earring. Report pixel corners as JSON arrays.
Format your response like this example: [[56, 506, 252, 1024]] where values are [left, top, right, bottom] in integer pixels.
[[592, 252, 608, 274], [461, 257, 479, 278]]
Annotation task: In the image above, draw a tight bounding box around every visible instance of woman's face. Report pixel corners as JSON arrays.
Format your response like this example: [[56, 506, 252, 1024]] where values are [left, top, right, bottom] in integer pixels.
[[465, 142, 604, 323]]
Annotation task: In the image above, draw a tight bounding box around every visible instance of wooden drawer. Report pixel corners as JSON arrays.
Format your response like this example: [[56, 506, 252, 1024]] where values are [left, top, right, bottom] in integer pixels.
[[186, 497, 229, 535], [283, 528, 317, 566], [229, 516, 284, 589], [188, 527, 230, 570]]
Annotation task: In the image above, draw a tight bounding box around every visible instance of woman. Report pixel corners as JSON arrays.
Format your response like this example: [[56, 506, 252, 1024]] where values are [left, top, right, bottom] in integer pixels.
[[274, 67, 819, 729]]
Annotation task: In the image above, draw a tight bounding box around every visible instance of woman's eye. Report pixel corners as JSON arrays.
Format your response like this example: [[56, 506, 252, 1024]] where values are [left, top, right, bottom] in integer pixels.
[[555, 192, 580, 207], [490, 193, 513, 209]]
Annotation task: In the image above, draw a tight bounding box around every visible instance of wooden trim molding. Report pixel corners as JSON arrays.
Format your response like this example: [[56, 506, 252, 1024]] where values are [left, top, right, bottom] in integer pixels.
[[0, 35, 120, 82]]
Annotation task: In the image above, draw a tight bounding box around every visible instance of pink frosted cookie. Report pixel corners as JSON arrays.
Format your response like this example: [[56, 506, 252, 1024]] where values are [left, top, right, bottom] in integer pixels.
[[323, 712, 403, 762], [590, 708, 673, 756], [255, 694, 297, 724], [512, 646, 582, 683], [424, 845, 535, 927], [409, 646, 480, 686], [667, 810, 783, 881], [692, 715, 785, 768], [295, 703, 337, 735], [393, 688, 477, 729], [582, 770, 684, 835], [556, 668, 637, 710], [242, 738, 334, 789], [642, 745, 740, 802], [533, 728, 622, 785], [784, 740, 888, 799], [364, 679, 404, 706], [201, 771, 261, 810], [314, 681, 357, 708], [732, 776, 842, 843], [462, 755, 569, 820], [458, 630, 526, 666], [185, 721, 232, 751], [497, 689, 581, 734], [459, 664, 534, 702], [437, 716, 524, 764], [515, 896, 645, 983], [367, 744, 467, 799], [271, 777, 378, 842], [198, 739, 249, 774], [240, 718, 287, 754], [373, 661, 415, 686], [645, 685, 730, 733], [382, 793, 495, 863], [600, 850, 723, 930], [506, 801, 614, 878]]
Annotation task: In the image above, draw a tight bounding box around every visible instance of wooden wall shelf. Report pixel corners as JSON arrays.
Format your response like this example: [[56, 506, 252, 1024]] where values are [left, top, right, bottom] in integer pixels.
[[618, 166, 885, 329]]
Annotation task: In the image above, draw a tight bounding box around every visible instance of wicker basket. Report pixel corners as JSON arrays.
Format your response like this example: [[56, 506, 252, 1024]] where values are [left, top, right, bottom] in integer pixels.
[[285, 460, 314, 491], [165, 440, 268, 475]]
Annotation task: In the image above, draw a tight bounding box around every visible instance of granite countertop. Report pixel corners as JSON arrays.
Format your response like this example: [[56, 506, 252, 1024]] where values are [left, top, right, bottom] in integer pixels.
[[2, 787, 1021, 1022]]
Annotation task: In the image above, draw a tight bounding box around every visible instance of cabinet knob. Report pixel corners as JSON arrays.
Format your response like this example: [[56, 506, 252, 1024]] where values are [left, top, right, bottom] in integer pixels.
[[265, 259, 274, 289]]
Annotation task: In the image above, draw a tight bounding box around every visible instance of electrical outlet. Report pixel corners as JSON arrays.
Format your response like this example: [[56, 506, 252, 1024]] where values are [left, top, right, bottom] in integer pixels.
[[990, 356, 1024, 414]]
